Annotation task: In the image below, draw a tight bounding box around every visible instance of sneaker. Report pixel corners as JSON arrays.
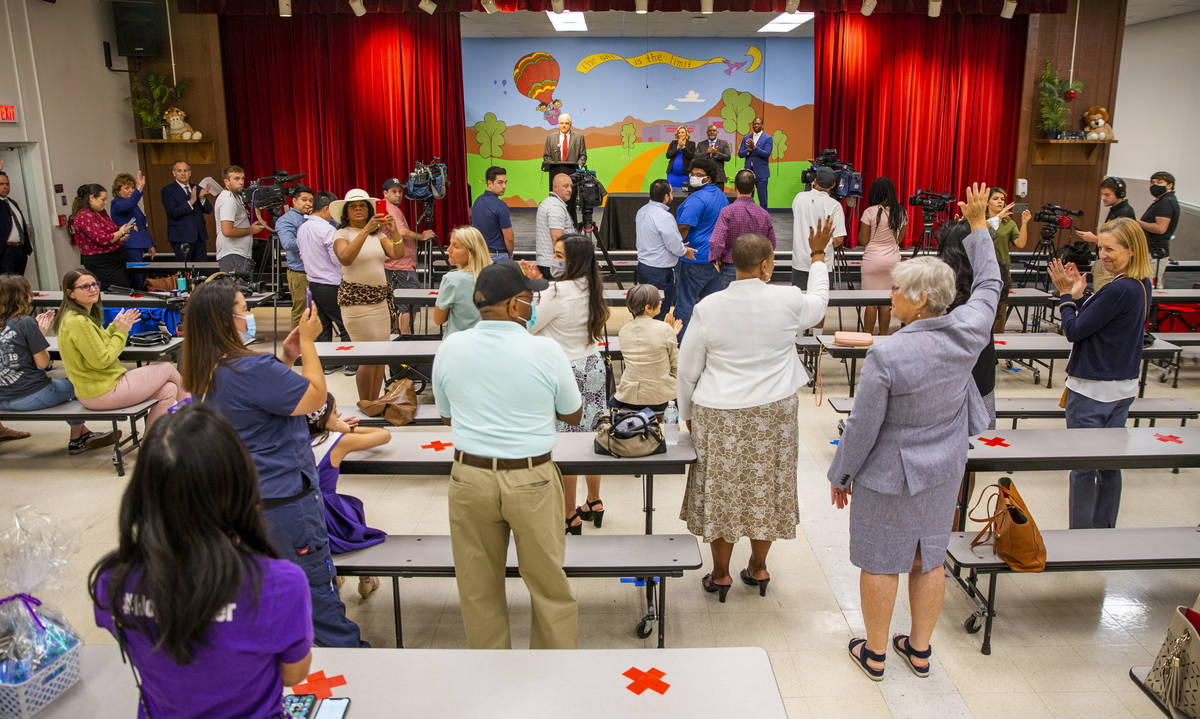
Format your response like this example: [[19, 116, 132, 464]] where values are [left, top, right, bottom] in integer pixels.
[[324, 364, 343, 375], [68, 429, 119, 455], [343, 365, 359, 376]]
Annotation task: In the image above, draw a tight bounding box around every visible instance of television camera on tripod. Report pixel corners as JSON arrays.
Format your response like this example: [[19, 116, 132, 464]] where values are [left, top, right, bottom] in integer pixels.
[[242, 169, 306, 350], [569, 164, 622, 288], [405, 158, 449, 289], [907, 189, 956, 257], [1024, 204, 1086, 291]]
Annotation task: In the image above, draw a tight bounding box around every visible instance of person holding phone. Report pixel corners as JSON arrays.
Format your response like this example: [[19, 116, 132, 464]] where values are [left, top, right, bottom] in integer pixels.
[[90, 403, 314, 719], [985, 187, 1031, 333], [68, 183, 133, 290], [54, 267, 185, 427]]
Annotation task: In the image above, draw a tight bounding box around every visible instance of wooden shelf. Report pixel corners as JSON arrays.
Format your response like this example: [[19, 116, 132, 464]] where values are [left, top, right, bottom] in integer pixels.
[[129, 139, 215, 165], [1031, 139, 1117, 166]]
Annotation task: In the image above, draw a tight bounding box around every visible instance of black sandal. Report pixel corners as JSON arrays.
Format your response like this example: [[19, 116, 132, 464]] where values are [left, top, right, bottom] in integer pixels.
[[739, 568, 771, 597], [565, 509, 583, 536], [576, 498, 605, 528], [701, 573, 732, 603], [891, 634, 931, 678], [848, 638, 886, 681]]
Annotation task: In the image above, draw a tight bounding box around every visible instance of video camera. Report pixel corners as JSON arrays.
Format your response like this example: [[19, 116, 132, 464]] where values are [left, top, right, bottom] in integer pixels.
[[240, 170, 306, 212], [570, 166, 607, 211], [800, 148, 863, 200], [908, 189, 956, 215], [406, 159, 448, 203], [1034, 203, 1083, 230]]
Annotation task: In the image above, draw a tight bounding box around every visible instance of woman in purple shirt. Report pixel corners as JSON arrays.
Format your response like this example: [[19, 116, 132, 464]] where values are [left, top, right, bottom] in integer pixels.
[[90, 403, 313, 719]]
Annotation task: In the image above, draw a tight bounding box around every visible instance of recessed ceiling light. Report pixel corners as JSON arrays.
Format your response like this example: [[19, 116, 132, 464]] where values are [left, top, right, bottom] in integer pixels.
[[546, 10, 587, 31], [928, 0, 942, 17], [758, 11, 814, 32], [1000, 0, 1017, 18]]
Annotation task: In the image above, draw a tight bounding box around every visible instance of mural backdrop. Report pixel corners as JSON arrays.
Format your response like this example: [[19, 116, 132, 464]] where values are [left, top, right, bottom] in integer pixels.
[[462, 37, 815, 209]]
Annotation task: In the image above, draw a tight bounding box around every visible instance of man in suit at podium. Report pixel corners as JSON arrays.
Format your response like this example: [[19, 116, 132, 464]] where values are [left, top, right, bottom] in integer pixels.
[[160, 160, 212, 263], [0, 170, 32, 276], [737, 117, 772, 209], [541, 113, 587, 226], [698, 123, 732, 187]]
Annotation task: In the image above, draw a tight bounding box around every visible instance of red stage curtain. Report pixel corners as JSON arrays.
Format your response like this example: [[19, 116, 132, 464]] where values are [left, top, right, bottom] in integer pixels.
[[220, 12, 469, 232], [814, 11, 1027, 247], [186, 0, 1065, 14]]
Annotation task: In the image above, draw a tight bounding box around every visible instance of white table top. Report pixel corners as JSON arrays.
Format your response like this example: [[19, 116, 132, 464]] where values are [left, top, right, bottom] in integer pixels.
[[44, 336, 183, 362], [965, 426, 1200, 472], [315, 336, 624, 365], [30, 290, 274, 308], [1151, 288, 1200, 303], [45, 644, 787, 718], [825, 288, 1051, 307], [818, 332, 1180, 359], [395, 288, 657, 307]]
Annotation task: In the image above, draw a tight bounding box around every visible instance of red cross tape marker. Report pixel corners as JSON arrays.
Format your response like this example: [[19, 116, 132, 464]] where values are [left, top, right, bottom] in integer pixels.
[[623, 667, 670, 695], [335, 345, 354, 351], [978, 437, 1010, 447], [422, 440, 453, 451], [993, 340, 1007, 345], [291, 670, 346, 700], [1156, 433, 1183, 444]]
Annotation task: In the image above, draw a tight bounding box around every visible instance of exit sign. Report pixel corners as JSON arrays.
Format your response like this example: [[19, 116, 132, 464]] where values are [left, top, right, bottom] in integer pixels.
[[0, 105, 15, 123]]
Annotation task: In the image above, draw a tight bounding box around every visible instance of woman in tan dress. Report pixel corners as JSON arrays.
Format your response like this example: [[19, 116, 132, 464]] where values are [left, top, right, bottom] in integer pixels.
[[330, 189, 400, 402]]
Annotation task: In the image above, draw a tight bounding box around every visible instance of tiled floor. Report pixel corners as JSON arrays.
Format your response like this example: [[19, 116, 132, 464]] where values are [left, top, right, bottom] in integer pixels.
[[3, 301, 1196, 719]]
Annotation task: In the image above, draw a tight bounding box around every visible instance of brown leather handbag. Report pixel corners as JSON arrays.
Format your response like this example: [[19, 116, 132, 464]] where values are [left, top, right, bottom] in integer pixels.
[[969, 476, 1047, 572], [145, 273, 181, 291], [356, 377, 417, 426]]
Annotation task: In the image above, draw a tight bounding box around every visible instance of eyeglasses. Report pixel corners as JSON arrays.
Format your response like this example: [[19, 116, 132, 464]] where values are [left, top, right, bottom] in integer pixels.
[[73, 282, 100, 292]]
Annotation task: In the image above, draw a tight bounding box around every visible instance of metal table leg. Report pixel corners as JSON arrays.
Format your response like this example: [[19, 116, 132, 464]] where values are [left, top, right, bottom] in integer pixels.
[[392, 577, 404, 648]]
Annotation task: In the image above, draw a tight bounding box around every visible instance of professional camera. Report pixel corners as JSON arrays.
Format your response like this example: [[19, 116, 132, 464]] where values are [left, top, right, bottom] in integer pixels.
[[908, 189, 956, 214], [800, 148, 863, 200], [570, 166, 607, 210], [240, 170, 306, 211], [1034, 203, 1083, 230], [405, 159, 448, 203]]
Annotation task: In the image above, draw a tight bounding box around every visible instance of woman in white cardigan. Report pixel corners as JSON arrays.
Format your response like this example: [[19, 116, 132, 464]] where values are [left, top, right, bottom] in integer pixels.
[[677, 221, 832, 601]]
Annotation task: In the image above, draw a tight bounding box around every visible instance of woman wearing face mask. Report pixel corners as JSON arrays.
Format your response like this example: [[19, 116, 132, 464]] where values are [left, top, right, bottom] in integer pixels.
[[330, 189, 400, 403], [985, 187, 1031, 333], [432, 226, 493, 337], [54, 267, 184, 428], [68, 183, 133, 290], [665, 126, 695, 190], [524, 234, 611, 534], [181, 277, 366, 648]]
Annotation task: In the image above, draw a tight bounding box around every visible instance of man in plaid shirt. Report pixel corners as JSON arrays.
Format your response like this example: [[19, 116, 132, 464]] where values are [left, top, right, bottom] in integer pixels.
[[708, 169, 776, 288]]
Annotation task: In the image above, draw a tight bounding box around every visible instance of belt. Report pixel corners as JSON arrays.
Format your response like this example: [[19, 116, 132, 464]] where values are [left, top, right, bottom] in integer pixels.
[[261, 476, 313, 510], [454, 449, 552, 470]]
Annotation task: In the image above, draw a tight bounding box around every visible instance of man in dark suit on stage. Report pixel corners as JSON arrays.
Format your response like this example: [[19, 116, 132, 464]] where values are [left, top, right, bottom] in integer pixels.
[[160, 160, 212, 262], [542, 113, 587, 226], [0, 169, 32, 276], [737, 117, 773, 209], [698, 123, 732, 187]]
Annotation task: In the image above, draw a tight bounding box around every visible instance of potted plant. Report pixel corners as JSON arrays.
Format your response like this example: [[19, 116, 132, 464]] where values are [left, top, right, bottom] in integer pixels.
[[1038, 61, 1082, 140], [129, 73, 190, 138]]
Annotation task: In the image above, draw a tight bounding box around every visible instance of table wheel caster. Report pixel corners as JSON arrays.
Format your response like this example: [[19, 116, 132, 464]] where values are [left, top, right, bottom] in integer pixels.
[[636, 617, 654, 639], [964, 613, 983, 634]]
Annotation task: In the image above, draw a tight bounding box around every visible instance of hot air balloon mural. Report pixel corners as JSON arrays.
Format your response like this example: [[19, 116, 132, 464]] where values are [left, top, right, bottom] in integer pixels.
[[513, 51, 563, 126]]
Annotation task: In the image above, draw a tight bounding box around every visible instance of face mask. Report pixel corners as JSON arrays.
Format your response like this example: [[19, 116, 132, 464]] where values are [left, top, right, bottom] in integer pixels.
[[1150, 184, 1168, 198], [550, 259, 565, 279], [237, 312, 256, 344], [515, 298, 537, 330], [987, 215, 1001, 231], [688, 176, 705, 188]]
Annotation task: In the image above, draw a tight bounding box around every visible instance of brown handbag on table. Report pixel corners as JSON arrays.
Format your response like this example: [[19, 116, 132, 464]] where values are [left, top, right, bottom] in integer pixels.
[[1145, 594, 1200, 718], [969, 476, 1047, 572], [356, 377, 417, 426], [145, 273, 181, 292]]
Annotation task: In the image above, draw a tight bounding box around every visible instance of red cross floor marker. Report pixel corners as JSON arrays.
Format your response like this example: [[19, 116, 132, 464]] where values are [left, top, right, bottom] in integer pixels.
[[428, 291, 438, 295], [993, 340, 1007, 345], [1156, 433, 1183, 444], [978, 436, 1010, 447], [422, 440, 453, 451], [291, 670, 347, 700], [335, 345, 354, 351], [623, 667, 670, 695]]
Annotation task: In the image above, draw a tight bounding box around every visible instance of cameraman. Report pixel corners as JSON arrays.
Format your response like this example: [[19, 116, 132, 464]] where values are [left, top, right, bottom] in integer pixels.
[[1076, 177, 1137, 292], [214, 165, 266, 279], [1137, 171, 1180, 286]]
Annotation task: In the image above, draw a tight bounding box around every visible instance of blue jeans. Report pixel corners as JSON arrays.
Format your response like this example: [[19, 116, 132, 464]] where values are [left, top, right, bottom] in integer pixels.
[[1065, 389, 1134, 528], [635, 263, 676, 320], [0, 378, 83, 426], [490, 252, 510, 262], [716, 263, 737, 289], [675, 261, 723, 338]]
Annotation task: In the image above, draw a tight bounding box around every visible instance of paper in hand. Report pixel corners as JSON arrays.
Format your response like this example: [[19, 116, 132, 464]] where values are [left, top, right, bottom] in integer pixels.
[[198, 176, 223, 197]]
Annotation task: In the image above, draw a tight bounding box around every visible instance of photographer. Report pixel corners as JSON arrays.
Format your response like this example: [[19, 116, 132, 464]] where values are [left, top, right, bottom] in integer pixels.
[[1137, 171, 1180, 286], [1076, 177, 1137, 292], [214, 165, 266, 279], [381, 177, 435, 336], [985, 187, 1031, 333]]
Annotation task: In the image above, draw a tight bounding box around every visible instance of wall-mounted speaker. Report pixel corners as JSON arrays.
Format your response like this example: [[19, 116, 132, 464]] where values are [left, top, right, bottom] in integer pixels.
[[112, 1, 162, 58]]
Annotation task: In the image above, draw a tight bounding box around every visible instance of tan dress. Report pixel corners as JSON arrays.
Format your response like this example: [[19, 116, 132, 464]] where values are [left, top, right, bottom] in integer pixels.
[[336, 228, 391, 342]]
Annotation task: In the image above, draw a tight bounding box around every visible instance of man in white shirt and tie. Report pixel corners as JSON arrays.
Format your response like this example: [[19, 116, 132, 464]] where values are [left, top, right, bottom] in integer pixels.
[[0, 168, 32, 276]]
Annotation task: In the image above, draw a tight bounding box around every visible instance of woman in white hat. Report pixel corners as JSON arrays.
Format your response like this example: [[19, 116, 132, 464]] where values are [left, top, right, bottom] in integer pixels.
[[330, 189, 399, 402]]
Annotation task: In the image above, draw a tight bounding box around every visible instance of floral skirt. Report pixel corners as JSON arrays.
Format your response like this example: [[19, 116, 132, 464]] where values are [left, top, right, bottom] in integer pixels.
[[558, 351, 606, 433], [680, 392, 800, 543]]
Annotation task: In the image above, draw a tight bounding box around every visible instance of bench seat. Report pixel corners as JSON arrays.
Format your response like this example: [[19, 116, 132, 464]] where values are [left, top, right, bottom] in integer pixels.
[[0, 399, 157, 476]]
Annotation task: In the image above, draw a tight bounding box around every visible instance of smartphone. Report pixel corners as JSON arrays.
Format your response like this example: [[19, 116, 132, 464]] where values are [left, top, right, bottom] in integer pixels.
[[1012, 203, 1029, 215], [375, 199, 388, 217], [305, 288, 313, 309], [314, 697, 350, 719], [282, 694, 318, 719]]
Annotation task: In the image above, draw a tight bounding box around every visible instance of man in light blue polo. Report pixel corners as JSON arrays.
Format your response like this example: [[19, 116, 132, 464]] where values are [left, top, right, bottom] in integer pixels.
[[635, 178, 695, 320], [433, 260, 582, 650]]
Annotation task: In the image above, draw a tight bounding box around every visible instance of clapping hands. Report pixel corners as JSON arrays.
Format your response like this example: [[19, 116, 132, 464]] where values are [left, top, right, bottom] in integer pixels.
[[110, 308, 142, 332], [35, 310, 54, 335], [1048, 258, 1087, 299]]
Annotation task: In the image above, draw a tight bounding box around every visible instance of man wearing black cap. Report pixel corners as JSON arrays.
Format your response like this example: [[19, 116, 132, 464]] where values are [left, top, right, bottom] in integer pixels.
[[381, 177, 435, 335], [432, 261, 582, 649]]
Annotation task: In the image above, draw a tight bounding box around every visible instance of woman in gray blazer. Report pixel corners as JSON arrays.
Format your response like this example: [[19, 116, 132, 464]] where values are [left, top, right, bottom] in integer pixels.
[[827, 184, 999, 681]]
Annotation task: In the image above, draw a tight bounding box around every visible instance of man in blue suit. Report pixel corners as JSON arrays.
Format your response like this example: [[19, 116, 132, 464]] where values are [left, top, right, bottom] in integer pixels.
[[737, 117, 772, 209], [159, 161, 211, 262], [0, 170, 32, 276]]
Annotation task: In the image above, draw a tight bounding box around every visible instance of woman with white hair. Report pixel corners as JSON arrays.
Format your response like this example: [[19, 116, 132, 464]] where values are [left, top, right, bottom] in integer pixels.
[[828, 184, 999, 682]]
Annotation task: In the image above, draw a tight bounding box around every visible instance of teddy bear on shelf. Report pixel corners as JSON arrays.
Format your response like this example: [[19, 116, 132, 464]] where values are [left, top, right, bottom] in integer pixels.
[[163, 107, 202, 140], [1083, 106, 1115, 142]]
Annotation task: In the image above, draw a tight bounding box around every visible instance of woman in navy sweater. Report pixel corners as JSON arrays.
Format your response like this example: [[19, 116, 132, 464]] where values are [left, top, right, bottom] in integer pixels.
[[111, 171, 154, 288], [1048, 217, 1153, 529]]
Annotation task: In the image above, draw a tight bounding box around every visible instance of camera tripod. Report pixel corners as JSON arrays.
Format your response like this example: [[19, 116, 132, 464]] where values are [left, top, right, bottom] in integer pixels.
[[411, 197, 447, 291], [909, 209, 940, 257], [1022, 226, 1061, 292], [578, 204, 623, 289]]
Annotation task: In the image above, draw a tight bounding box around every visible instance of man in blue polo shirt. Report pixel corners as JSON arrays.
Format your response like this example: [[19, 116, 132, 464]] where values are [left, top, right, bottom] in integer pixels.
[[471, 166, 514, 261], [674, 157, 727, 337]]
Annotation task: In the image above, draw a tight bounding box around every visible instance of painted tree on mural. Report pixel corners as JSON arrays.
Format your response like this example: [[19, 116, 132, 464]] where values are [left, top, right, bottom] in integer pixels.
[[473, 112, 507, 163], [620, 122, 637, 157], [719, 88, 755, 138], [771, 129, 788, 164]]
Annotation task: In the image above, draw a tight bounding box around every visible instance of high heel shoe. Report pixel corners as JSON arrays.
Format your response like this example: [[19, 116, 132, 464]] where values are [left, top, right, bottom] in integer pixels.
[[739, 568, 770, 597], [576, 498, 605, 528], [565, 509, 583, 536], [701, 573, 732, 603]]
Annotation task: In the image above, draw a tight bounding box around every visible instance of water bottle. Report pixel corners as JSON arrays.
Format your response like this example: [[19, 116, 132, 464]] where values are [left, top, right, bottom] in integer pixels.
[[663, 401, 679, 445]]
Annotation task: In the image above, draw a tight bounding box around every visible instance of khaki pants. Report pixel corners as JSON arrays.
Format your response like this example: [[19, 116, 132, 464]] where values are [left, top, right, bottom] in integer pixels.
[[1092, 262, 1113, 293], [287, 269, 309, 329], [448, 458, 578, 649]]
